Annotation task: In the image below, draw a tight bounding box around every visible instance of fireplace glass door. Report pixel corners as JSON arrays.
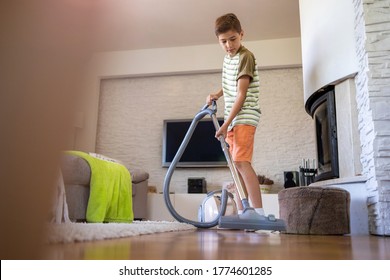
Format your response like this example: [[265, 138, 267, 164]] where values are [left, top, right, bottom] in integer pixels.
[[311, 87, 339, 181]]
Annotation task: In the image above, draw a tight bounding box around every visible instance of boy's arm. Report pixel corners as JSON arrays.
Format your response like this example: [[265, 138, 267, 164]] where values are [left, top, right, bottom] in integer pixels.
[[216, 76, 250, 138]]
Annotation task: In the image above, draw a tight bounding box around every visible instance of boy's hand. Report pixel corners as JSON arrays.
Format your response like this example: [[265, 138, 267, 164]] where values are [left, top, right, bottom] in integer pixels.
[[215, 123, 228, 139], [206, 94, 217, 105], [206, 90, 223, 105]]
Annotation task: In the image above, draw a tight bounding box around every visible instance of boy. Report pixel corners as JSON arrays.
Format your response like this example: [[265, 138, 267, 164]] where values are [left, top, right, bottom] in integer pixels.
[[207, 13, 264, 216]]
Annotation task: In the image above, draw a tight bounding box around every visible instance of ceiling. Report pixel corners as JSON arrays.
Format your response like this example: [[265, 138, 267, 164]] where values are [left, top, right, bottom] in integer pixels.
[[90, 0, 301, 52]]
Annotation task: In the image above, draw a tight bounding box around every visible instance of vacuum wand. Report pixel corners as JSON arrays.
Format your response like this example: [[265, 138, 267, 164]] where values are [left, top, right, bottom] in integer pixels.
[[210, 113, 250, 210]]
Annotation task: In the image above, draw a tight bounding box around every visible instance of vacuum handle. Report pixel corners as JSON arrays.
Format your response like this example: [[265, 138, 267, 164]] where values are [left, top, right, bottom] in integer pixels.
[[202, 100, 217, 111]]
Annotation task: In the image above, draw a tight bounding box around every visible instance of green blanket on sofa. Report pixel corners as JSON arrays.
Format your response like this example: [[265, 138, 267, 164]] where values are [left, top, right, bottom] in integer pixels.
[[66, 151, 133, 223]]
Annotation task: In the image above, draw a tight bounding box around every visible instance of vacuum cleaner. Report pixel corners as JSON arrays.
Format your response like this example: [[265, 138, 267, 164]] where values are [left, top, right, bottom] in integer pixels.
[[163, 101, 286, 231]]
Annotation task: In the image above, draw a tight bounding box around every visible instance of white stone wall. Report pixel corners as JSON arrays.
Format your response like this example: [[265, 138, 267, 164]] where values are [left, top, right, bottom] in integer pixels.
[[353, 0, 390, 235], [96, 68, 315, 193]]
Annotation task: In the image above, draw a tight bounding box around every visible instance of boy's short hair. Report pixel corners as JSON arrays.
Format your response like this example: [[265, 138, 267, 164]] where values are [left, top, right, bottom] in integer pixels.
[[215, 13, 242, 36]]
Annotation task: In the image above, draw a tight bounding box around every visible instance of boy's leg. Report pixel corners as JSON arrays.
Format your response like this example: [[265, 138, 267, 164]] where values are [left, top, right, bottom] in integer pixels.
[[235, 161, 263, 208]]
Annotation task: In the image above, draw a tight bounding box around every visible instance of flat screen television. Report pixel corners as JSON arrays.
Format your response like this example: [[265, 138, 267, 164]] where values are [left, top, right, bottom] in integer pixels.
[[162, 118, 228, 167]]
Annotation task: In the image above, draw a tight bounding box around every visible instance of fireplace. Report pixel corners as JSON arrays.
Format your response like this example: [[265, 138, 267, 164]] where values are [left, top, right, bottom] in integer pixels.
[[308, 86, 339, 182]]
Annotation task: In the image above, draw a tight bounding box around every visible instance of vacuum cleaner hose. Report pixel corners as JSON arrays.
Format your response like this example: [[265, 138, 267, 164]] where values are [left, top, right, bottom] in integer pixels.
[[163, 102, 229, 228]]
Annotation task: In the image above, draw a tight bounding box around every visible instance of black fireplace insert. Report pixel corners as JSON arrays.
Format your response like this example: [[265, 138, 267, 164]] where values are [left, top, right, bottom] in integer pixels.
[[309, 86, 339, 182]]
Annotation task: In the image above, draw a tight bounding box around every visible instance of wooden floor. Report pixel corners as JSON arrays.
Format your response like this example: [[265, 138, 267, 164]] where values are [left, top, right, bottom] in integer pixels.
[[44, 228, 390, 260]]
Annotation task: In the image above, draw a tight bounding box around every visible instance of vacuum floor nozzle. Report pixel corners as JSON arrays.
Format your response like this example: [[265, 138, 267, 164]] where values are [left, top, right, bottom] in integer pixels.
[[218, 208, 286, 232]]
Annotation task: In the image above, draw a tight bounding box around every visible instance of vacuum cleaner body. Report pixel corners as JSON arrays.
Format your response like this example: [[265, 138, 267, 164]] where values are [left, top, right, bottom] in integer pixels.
[[198, 191, 238, 223], [163, 102, 286, 231]]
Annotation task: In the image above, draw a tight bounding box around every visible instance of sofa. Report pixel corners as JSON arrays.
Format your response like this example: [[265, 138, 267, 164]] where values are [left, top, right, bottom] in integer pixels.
[[60, 153, 149, 221]]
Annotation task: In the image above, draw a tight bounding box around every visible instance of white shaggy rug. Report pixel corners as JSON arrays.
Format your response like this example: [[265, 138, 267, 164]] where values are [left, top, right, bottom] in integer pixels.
[[47, 221, 196, 243]]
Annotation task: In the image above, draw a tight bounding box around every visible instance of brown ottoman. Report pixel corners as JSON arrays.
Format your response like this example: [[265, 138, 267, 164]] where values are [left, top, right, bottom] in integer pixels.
[[278, 186, 350, 235]]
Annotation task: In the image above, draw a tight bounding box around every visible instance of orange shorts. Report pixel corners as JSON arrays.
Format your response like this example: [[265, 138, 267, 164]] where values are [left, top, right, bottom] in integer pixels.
[[226, 125, 256, 162]]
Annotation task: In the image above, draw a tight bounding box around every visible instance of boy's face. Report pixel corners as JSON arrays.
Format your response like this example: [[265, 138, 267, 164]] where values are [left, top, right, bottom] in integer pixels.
[[217, 29, 243, 57]]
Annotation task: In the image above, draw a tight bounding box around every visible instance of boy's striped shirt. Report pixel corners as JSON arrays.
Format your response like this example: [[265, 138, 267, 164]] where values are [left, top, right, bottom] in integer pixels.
[[222, 45, 261, 130]]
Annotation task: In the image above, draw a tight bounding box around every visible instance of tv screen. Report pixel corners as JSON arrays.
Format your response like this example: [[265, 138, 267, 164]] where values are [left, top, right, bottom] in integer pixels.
[[162, 118, 228, 167]]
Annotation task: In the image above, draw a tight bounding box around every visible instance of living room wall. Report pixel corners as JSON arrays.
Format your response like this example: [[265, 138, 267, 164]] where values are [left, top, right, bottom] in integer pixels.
[[96, 67, 315, 193], [76, 38, 302, 153]]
